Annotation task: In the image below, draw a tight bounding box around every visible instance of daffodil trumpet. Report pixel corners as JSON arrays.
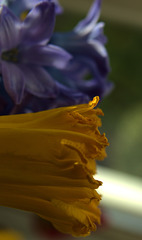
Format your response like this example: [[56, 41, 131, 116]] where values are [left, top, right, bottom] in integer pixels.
[[0, 96, 108, 237]]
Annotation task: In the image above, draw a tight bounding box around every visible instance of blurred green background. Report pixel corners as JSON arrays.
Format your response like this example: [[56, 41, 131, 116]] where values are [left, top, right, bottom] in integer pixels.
[[0, 1, 142, 240], [53, 2, 142, 239], [55, 1, 142, 178]]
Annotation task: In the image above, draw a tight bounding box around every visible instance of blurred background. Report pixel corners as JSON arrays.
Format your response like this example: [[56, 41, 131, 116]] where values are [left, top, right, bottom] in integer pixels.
[[0, 0, 142, 239]]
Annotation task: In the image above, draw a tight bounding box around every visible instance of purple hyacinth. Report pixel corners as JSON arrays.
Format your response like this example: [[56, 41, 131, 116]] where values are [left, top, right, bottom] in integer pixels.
[[20, 83, 89, 114], [51, 0, 113, 99], [0, 2, 71, 104], [7, 0, 63, 16]]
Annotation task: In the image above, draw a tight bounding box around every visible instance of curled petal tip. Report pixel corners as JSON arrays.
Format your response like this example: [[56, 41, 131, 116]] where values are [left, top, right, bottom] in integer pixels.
[[89, 96, 99, 108]]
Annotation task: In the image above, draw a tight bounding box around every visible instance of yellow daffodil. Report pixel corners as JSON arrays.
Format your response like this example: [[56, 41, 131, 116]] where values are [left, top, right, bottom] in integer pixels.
[[0, 96, 108, 237]]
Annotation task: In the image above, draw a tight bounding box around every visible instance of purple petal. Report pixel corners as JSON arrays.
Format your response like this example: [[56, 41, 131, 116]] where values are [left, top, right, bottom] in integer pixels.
[[19, 44, 72, 69], [10, 0, 63, 15], [90, 22, 107, 44], [23, 0, 63, 14], [2, 62, 25, 103], [21, 2, 55, 45], [52, 0, 63, 14], [60, 41, 110, 77], [0, 6, 21, 50], [53, 82, 89, 107], [19, 65, 58, 98], [74, 0, 102, 36], [88, 39, 108, 58], [8, 0, 27, 16]]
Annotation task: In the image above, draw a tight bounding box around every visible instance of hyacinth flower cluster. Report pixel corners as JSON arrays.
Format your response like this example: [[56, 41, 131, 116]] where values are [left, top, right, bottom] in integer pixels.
[[0, 0, 112, 115], [0, 0, 71, 113], [0, 0, 110, 237]]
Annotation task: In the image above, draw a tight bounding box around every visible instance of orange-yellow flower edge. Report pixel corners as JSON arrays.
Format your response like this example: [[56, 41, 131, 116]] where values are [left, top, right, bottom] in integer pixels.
[[0, 96, 109, 237], [0, 230, 24, 240]]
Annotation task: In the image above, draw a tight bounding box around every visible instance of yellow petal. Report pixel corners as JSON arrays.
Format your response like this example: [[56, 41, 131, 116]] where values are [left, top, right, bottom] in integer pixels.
[[0, 96, 109, 236]]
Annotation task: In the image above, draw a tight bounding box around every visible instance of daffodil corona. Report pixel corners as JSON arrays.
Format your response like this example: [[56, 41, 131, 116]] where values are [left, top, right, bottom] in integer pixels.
[[0, 96, 108, 237]]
